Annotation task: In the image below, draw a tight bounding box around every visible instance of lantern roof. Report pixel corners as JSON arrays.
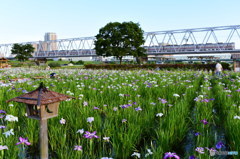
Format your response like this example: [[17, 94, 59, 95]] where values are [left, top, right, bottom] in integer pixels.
[[7, 83, 74, 105], [0, 57, 8, 61]]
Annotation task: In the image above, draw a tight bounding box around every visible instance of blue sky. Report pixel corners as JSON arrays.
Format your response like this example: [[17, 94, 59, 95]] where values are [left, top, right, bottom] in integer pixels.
[[0, 0, 239, 44]]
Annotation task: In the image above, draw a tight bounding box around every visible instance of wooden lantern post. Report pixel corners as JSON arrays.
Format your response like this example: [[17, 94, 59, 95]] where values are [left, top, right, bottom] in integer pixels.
[[7, 83, 74, 159]]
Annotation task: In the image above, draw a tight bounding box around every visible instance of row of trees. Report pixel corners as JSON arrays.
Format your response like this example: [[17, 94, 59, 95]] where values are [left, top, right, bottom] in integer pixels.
[[11, 21, 146, 63]]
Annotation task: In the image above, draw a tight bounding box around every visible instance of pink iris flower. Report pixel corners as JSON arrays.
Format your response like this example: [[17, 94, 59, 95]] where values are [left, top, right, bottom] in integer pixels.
[[83, 131, 99, 139], [16, 137, 31, 146], [164, 152, 180, 159]]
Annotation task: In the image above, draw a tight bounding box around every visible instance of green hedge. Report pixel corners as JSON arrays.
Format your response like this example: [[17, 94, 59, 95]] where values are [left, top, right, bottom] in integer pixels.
[[84, 63, 230, 70], [48, 62, 61, 68]]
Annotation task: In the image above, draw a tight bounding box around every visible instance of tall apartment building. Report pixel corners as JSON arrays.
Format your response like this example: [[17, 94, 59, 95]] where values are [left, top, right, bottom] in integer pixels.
[[38, 32, 57, 51], [44, 32, 57, 41]]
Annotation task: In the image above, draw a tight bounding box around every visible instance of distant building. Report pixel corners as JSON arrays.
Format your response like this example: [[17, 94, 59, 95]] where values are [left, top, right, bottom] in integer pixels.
[[44, 32, 57, 41], [32, 43, 38, 52], [38, 32, 57, 52]]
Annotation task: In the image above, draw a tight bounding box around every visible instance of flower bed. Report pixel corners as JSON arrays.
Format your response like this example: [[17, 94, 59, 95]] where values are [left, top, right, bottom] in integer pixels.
[[0, 68, 239, 158]]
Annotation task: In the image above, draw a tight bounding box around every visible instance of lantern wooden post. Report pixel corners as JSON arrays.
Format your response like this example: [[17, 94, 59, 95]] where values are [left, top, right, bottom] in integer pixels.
[[7, 83, 74, 159], [40, 119, 48, 159], [37, 85, 49, 159]]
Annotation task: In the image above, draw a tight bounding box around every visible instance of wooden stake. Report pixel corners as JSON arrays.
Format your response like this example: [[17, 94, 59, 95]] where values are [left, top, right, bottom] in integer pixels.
[[40, 119, 48, 159]]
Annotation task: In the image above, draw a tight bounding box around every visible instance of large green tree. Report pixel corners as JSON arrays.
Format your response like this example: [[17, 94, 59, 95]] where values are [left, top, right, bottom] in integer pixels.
[[94, 21, 146, 64], [11, 43, 34, 61]]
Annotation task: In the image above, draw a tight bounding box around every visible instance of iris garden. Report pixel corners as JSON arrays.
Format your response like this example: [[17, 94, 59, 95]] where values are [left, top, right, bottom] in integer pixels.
[[0, 68, 240, 159]]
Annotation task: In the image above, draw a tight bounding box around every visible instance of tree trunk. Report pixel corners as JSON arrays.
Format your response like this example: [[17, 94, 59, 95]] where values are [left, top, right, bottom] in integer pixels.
[[119, 56, 123, 64], [136, 57, 141, 64]]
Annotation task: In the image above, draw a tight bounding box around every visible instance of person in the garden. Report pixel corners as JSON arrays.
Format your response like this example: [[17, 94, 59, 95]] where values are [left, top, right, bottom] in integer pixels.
[[215, 61, 223, 77], [50, 73, 57, 78]]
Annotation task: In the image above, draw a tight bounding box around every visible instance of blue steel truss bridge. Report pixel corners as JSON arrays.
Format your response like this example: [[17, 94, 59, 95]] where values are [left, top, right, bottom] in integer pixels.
[[0, 25, 240, 58]]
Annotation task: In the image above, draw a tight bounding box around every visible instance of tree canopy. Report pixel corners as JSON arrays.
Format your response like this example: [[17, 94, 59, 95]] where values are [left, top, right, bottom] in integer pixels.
[[11, 44, 34, 61], [94, 21, 146, 64]]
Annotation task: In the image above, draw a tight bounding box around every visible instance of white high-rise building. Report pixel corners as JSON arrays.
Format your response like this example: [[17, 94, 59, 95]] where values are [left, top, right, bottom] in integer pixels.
[[43, 32, 57, 51], [44, 32, 57, 41]]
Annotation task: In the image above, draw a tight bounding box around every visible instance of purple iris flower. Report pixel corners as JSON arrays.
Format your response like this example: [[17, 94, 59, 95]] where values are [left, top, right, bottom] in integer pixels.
[[0, 125, 6, 129], [0, 110, 6, 114], [160, 99, 167, 104], [205, 147, 216, 152], [93, 106, 99, 110], [216, 141, 224, 149], [135, 107, 142, 111], [83, 131, 99, 139], [236, 89, 240, 92], [22, 90, 28, 93], [201, 99, 210, 102], [201, 119, 208, 125], [195, 147, 204, 154], [194, 97, 200, 101], [127, 104, 132, 107], [194, 132, 201, 136], [163, 152, 180, 159], [74, 145, 82, 151], [121, 105, 128, 109], [189, 155, 196, 159], [0, 110, 6, 118], [16, 137, 31, 146]]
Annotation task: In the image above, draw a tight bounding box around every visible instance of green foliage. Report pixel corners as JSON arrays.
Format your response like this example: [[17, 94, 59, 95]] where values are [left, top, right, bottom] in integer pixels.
[[11, 43, 34, 61], [220, 62, 231, 70], [94, 21, 146, 64], [84, 63, 219, 70], [75, 60, 84, 65], [48, 62, 61, 68], [8, 61, 36, 67], [26, 62, 36, 68]]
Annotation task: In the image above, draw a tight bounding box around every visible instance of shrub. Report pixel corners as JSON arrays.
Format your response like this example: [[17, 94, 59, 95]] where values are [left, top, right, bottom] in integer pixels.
[[220, 62, 231, 70], [48, 62, 61, 68], [75, 60, 84, 65]]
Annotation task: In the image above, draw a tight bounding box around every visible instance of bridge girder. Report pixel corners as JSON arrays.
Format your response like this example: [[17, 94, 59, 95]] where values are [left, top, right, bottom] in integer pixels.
[[0, 25, 240, 58]]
